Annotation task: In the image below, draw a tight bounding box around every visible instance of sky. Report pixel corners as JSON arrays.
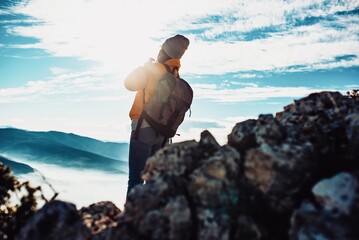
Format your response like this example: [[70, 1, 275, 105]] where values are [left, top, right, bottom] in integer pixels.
[[1, 0, 359, 145]]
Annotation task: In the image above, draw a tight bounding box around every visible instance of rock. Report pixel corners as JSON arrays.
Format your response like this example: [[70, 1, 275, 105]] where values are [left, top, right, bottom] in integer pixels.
[[142, 140, 199, 181], [94, 182, 193, 240], [255, 114, 286, 146], [346, 113, 359, 161], [100, 137, 206, 240], [289, 172, 359, 239], [276, 92, 359, 174], [244, 142, 316, 212], [233, 215, 264, 240], [188, 145, 240, 207], [228, 119, 257, 152], [188, 145, 240, 240], [312, 172, 358, 216], [289, 197, 359, 239], [79, 201, 122, 235], [0, 230, 7, 240], [15, 201, 90, 240]]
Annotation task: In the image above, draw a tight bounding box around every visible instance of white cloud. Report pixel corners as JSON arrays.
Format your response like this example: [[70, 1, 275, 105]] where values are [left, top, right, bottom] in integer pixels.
[[0, 9, 10, 15], [4, 0, 358, 76], [233, 73, 263, 79], [186, 20, 359, 74], [229, 82, 259, 87], [0, 68, 124, 103], [345, 85, 359, 89], [198, 0, 358, 37], [280, 58, 359, 72], [49, 67, 70, 75], [192, 84, 343, 103], [190, 83, 217, 89], [14, 161, 128, 209]]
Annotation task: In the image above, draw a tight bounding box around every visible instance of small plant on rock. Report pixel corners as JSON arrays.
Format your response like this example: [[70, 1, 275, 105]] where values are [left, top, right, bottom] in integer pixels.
[[0, 163, 47, 240]]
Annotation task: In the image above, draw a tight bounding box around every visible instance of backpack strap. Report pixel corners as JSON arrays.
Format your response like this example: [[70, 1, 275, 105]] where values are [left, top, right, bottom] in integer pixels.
[[163, 63, 178, 76], [163, 63, 171, 74], [161, 63, 175, 146], [161, 137, 168, 148]]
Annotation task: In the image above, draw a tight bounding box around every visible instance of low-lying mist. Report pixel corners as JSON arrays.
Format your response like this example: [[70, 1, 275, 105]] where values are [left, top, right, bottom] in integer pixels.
[[15, 160, 128, 209]]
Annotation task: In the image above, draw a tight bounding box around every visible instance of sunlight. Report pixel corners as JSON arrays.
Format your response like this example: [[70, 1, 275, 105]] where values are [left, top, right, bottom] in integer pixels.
[[13, 0, 168, 77]]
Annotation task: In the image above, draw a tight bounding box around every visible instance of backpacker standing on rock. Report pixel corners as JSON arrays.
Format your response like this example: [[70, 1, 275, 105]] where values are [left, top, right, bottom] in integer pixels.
[[124, 34, 192, 195]]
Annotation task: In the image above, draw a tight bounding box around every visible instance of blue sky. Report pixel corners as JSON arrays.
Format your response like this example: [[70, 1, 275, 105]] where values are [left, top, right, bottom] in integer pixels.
[[1, 0, 359, 145]]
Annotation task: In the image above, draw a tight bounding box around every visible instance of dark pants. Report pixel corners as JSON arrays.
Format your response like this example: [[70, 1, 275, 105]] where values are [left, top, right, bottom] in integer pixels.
[[127, 127, 165, 196]]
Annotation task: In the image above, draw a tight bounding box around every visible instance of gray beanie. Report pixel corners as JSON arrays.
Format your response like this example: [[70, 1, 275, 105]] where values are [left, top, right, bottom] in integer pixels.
[[162, 34, 190, 59]]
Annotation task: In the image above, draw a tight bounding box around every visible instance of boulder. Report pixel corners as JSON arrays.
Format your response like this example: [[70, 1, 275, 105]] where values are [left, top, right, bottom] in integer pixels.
[[15, 201, 90, 240]]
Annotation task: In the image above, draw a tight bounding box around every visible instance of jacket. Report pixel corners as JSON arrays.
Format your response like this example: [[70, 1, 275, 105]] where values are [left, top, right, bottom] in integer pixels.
[[124, 59, 181, 120]]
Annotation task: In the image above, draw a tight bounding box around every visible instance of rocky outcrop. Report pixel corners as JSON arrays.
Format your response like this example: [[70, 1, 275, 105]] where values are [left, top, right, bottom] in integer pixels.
[[15, 201, 91, 240], [80, 201, 122, 235], [289, 172, 359, 239], [8, 91, 359, 239]]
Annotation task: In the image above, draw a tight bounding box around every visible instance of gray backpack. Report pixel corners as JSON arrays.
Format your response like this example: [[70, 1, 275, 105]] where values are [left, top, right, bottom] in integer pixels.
[[135, 64, 193, 139]]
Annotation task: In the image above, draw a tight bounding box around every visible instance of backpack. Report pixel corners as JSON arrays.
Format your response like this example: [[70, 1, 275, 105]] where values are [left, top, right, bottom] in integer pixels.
[[135, 64, 193, 139]]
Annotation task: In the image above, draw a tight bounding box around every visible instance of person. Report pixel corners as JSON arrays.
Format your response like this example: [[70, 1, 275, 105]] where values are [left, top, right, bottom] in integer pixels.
[[124, 34, 190, 195]]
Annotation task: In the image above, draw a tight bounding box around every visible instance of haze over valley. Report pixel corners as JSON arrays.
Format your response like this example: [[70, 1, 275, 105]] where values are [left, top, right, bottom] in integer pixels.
[[0, 128, 129, 208]]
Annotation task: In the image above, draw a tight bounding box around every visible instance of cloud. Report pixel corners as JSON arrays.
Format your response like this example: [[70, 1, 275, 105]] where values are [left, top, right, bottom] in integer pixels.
[[15, 161, 128, 209], [0, 68, 123, 103], [192, 0, 358, 39], [50, 67, 70, 75], [185, 19, 359, 74], [0, 9, 11, 15], [345, 85, 359, 89], [3, 0, 358, 76], [179, 118, 224, 132], [233, 73, 264, 79], [192, 84, 344, 103]]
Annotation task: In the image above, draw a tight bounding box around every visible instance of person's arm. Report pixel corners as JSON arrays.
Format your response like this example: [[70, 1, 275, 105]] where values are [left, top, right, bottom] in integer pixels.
[[124, 66, 148, 91]]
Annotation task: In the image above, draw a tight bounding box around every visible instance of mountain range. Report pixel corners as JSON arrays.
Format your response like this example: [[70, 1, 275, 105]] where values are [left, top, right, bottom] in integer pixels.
[[0, 128, 129, 174]]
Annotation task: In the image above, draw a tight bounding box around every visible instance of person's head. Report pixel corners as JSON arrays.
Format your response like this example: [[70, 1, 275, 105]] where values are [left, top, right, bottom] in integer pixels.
[[157, 34, 190, 63]]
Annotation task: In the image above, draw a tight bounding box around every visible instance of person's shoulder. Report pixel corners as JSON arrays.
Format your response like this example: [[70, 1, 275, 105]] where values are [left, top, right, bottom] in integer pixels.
[[144, 61, 162, 68], [144, 62, 166, 75]]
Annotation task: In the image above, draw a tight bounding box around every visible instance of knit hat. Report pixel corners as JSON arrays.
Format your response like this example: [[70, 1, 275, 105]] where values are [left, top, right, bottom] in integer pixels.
[[162, 34, 190, 59]]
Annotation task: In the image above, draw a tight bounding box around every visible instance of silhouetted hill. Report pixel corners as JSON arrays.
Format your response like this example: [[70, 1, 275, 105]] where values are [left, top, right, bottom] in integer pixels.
[[0, 128, 128, 174], [0, 155, 34, 175]]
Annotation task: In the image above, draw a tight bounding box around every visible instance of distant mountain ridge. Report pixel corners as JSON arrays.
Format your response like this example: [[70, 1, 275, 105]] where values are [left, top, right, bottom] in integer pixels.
[[0, 128, 128, 160], [0, 155, 34, 175], [0, 128, 129, 174]]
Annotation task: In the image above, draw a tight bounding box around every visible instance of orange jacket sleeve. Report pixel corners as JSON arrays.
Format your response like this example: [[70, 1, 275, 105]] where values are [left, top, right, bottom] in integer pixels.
[[124, 67, 148, 91]]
